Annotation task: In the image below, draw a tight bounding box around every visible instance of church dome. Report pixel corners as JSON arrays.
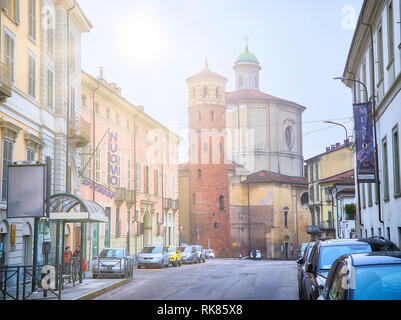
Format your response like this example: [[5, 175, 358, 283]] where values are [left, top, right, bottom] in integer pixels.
[[237, 46, 258, 63]]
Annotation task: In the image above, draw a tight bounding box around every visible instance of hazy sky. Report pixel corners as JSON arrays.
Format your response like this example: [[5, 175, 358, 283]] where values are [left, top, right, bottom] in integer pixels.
[[79, 0, 363, 162]]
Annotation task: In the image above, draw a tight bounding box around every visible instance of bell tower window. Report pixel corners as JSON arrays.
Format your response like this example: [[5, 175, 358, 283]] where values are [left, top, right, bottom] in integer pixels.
[[203, 86, 208, 98]]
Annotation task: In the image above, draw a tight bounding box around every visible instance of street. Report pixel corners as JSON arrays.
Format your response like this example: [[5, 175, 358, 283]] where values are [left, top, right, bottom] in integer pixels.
[[93, 259, 298, 300]]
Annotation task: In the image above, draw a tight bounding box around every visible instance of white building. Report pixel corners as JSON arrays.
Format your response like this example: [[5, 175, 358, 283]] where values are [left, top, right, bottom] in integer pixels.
[[226, 45, 306, 177], [342, 0, 401, 248]]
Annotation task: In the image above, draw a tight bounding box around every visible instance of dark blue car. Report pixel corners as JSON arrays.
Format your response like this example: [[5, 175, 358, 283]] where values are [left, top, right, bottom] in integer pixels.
[[319, 251, 401, 300]]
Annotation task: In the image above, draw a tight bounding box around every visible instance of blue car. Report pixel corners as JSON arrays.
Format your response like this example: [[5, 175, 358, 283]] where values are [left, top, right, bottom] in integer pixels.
[[319, 251, 401, 300]]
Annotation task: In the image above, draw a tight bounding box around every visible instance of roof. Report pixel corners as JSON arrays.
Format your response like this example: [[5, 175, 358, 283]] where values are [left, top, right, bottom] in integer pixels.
[[349, 252, 401, 267], [242, 170, 307, 185], [306, 142, 352, 162], [186, 65, 228, 82], [226, 89, 305, 109], [236, 46, 258, 63], [319, 169, 354, 184]]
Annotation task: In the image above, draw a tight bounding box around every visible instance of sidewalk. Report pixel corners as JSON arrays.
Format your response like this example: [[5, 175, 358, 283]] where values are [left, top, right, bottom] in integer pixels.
[[2, 272, 131, 301]]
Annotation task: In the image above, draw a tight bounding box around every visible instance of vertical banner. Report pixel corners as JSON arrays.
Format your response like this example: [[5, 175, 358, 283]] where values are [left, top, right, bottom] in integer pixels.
[[353, 102, 376, 182]]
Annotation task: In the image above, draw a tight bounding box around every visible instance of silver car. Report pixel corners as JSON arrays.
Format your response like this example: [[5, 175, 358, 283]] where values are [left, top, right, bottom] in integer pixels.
[[92, 248, 132, 278], [136, 246, 170, 269], [181, 246, 198, 264]]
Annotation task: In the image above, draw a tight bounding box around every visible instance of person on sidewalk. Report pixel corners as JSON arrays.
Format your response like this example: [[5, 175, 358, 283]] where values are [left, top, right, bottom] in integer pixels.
[[64, 246, 73, 274], [73, 246, 81, 280]]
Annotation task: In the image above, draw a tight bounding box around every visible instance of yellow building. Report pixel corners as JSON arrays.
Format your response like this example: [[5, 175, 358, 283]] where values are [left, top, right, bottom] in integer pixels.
[[0, 0, 92, 270], [305, 141, 354, 240], [229, 169, 310, 259]]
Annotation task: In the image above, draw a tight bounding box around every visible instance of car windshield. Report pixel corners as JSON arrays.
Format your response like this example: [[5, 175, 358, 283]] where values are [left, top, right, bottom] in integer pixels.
[[352, 264, 401, 300], [305, 244, 315, 262], [183, 247, 193, 252], [319, 244, 371, 270], [99, 249, 124, 259], [194, 246, 201, 251], [142, 246, 162, 254], [168, 247, 176, 252]]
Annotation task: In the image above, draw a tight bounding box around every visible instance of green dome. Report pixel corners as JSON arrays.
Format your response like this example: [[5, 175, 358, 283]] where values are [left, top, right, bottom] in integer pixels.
[[237, 46, 258, 62]]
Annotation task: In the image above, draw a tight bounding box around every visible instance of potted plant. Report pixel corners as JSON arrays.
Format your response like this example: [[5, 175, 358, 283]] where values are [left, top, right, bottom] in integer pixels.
[[344, 203, 356, 220]]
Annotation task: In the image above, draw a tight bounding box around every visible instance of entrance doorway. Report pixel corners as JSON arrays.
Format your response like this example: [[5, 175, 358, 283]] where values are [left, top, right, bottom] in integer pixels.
[[143, 212, 152, 246]]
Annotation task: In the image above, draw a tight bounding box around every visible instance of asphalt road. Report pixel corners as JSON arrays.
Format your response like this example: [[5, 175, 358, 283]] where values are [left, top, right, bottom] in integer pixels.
[[94, 259, 298, 300]]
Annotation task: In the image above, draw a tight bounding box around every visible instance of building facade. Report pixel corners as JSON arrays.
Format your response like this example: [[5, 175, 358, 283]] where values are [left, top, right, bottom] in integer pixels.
[[179, 45, 309, 258], [342, 0, 401, 248], [305, 142, 354, 240], [81, 70, 180, 261], [0, 0, 91, 270], [229, 170, 310, 259], [226, 46, 305, 176]]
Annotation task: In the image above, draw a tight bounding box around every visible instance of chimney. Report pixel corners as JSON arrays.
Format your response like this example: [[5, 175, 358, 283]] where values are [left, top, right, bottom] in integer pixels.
[[336, 143, 341, 148], [138, 105, 144, 111], [331, 145, 336, 150], [326, 147, 331, 152], [116, 87, 121, 95], [98, 66, 104, 79]]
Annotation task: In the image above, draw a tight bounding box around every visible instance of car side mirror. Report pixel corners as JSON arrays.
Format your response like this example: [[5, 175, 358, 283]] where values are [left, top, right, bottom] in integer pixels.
[[305, 262, 315, 273], [296, 258, 304, 265]]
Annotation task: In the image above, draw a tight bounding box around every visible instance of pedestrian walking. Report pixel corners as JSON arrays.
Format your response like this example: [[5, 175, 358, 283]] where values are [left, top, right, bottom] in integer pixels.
[[64, 246, 73, 274], [72, 245, 81, 279], [252, 249, 256, 261]]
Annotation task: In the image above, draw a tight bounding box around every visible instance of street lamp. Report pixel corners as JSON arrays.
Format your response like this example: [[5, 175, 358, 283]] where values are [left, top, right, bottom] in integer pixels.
[[333, 76, 369, 103], [323, 120, 348, 143]]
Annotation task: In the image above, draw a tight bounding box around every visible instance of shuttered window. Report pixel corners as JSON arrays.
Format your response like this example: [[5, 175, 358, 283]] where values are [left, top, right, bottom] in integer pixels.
[[28, 53, 36, 98], [28, 0, 36, 40]]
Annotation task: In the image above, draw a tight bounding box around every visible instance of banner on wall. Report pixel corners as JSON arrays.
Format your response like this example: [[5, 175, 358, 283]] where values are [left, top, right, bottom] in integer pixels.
[[353, 102, 376, 183]]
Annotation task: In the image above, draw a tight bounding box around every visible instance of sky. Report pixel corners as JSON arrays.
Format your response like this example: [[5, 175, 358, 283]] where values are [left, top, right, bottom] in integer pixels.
[[79, 0, 363, 163]]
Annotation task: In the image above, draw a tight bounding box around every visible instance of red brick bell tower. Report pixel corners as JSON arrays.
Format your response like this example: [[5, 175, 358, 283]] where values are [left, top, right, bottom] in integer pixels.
[[186, 60, 232, 257]]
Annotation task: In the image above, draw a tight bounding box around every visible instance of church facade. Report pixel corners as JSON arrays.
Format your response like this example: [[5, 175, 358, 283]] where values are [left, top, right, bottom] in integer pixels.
[[179, 45, 310, 258]]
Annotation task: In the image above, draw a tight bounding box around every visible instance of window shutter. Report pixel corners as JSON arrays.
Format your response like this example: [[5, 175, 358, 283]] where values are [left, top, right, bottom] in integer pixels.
[[14, 0, 19, 24]]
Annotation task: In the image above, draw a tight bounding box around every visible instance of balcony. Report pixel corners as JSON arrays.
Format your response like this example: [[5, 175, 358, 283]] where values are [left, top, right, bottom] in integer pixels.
[[69, 118, 90, 148], [163, 198, 172, 209], [319, 221, 335, 231], [306, 225, 320, 234], [172, 199, 179, 211], [115, 187, 127, 203], [0, 62, 12, 102]]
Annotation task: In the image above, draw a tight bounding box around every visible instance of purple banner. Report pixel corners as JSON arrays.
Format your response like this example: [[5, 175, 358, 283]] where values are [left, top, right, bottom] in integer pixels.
[[353, 102, 376, 182]]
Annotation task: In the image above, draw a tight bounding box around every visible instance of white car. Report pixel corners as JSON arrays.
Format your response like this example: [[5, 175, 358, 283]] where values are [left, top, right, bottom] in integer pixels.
[[255, 250, 262, 260], [206, 249, 215, 259]]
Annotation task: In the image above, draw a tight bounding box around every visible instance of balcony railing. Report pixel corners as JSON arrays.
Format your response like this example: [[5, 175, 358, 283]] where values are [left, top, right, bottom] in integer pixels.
[[172, 199, 179, 210], [163, 198, 172, 209], [319, 221, 335, 231], [306, 225, 320, 234], [115, 187, 127, 202], [0, 62, 12, 102], [69, 118, 90, 148]]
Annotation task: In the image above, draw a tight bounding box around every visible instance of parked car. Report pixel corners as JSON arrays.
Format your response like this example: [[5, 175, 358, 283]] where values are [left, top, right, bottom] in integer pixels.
[[92, 248, 132, 279], [167, 245, 182, 267], [193, 245, 206, 263], [298, 243, 309, 260], [206, 249, 215, 259], [302, 238, 400, 300], [136, 246, 170, 269], [181, 246, 198, 264], [296, 241, 315, 300], [255, 250, 262, 260], [318, 251, 401, 300]]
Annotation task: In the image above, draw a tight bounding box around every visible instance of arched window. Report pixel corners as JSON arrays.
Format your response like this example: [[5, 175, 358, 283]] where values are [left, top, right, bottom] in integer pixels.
[[219, 195, 224, 210], [197, 111, 201, 122], [203, 86, 208, 98], [211, 110, 215, 122], [214, 222, 219, 229], [284, 211, 288, 228], [216, 87, 219, 98], [192, 194, 196, 204], [198, 169, 201, 179], [238, 76, 243, 87]]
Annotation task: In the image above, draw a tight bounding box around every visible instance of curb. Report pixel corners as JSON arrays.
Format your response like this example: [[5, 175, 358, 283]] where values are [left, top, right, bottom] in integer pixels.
[[73, 279, 131, 300]]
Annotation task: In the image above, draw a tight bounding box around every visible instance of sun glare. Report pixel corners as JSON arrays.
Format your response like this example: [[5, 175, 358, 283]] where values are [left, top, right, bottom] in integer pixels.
[[115, 13, 170, 67]]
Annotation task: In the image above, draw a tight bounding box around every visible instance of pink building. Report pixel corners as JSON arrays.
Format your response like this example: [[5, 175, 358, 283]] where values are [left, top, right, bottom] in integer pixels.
[[80, 70, 180, 260]]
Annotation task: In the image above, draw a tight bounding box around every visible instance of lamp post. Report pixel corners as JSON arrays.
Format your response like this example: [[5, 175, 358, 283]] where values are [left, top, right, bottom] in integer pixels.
[[323, 120, 348, 143], [334, 75, 384, 229]]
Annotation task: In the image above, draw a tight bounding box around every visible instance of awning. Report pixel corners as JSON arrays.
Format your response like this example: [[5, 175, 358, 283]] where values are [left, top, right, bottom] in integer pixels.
[[49, 193, 108, 223]]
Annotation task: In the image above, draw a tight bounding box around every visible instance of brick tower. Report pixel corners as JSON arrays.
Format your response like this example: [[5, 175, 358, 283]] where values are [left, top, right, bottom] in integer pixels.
[[186, 60, 232, 257]]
